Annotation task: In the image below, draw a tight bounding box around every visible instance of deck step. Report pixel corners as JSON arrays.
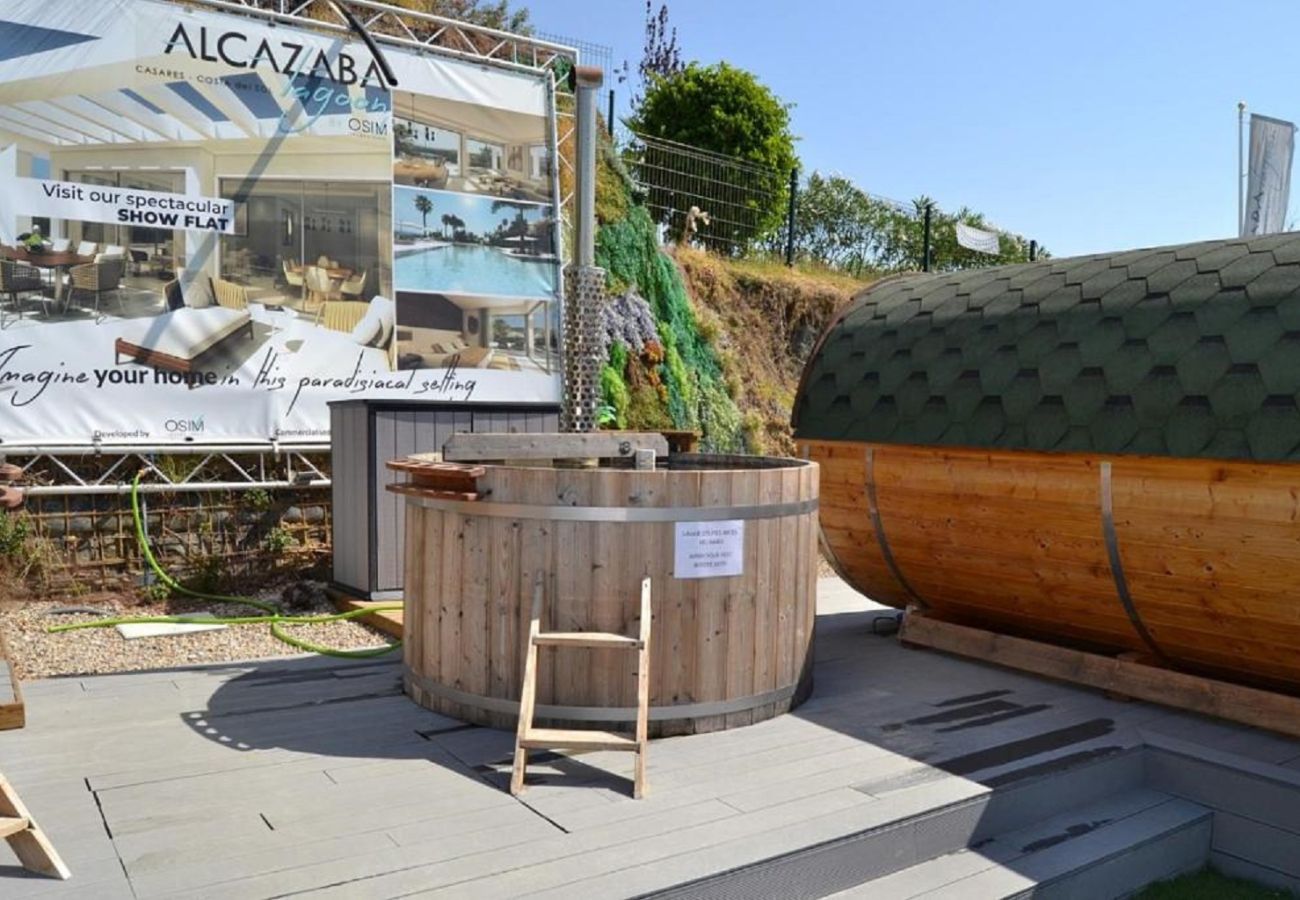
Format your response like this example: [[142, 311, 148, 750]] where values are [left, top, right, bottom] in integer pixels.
[[835, 789, 1210, 898], [519, 728, 638, 751], [0, 815, 28, 839], [532, 631, 642, 649], [648, 746, 1155, 899]]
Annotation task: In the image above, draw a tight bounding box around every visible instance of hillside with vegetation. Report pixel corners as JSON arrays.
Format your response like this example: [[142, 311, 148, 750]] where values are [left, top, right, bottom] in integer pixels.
[[592, 146, 863, 455]]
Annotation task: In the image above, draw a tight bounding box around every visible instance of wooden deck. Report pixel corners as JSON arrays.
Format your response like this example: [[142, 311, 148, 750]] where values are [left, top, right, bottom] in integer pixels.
[[2, 579, 1299, 898]]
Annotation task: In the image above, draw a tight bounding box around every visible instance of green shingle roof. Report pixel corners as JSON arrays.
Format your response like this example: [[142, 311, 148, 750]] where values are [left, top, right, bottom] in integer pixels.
[[793, 233, 1300, 461]]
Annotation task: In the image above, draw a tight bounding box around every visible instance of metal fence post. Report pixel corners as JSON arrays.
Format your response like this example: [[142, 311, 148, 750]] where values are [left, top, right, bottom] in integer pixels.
[[1029, 239, 1038, 262], [785, 166, 798, 267], [922, 203, 933, 272], [607, 88, 615, 138]]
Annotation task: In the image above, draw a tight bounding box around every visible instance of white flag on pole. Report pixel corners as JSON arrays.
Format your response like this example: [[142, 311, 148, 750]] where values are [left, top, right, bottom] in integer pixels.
[[1243, 113, 1296, 237], [956, 222, 1001, 254]]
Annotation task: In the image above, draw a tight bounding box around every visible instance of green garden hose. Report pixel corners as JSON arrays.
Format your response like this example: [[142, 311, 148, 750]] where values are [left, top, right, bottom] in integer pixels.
[[46, 472, 402, 659]]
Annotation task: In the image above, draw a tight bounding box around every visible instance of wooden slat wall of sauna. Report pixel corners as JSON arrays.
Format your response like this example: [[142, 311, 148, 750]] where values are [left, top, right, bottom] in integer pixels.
[[805, 439, 1300, 692], [402, 463, 819, 736]]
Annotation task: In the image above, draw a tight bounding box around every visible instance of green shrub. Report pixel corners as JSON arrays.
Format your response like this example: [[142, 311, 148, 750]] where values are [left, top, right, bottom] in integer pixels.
[[599, 364, 630, 429], [0, 512, 30, 560]]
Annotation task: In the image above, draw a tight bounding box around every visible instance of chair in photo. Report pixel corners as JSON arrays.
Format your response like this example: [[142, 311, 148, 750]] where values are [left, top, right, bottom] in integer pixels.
[[103, 245, 126, 259], [128, 249, 150, 276], [0, 259, 45, 329], [75, 240, 97, 257], [282, 259, 305, 301], [339, 269, 367, 299], [322, 299, 370, 335], [301, 266, 336, 324], [324, 295, 396, 369], [49, 238, 70, 253], [66, 256, 125, 321], [211, 277, 249, 312], [315, 255, 332, 268]]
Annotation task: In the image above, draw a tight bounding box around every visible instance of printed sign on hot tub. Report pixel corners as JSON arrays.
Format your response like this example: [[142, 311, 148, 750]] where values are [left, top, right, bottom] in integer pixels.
[[674, 520, 746, 579], [0, 0, 563, 446]]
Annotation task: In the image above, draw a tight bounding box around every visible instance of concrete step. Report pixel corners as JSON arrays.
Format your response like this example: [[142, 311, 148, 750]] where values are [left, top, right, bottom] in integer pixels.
[[832, 788, 1211, 899]]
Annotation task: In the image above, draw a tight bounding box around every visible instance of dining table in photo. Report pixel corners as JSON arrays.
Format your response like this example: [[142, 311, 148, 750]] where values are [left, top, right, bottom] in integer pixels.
[[0, 246, 93, 306]]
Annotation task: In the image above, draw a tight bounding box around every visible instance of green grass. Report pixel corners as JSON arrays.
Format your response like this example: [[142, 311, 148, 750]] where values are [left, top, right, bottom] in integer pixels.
[[1136, 868, 1296, 900]]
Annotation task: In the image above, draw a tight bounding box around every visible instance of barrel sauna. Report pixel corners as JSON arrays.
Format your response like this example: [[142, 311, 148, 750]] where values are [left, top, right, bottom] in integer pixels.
[[795, 234, 1300, 695], [394, 454, 819, 736]]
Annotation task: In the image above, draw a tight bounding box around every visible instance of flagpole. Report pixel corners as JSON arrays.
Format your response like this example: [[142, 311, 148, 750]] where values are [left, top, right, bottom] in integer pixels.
[[1239, 101, 1246, 235]]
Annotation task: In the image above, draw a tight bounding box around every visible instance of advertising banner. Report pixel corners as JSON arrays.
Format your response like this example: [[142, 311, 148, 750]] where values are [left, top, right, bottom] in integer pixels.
[[1243, 113, 1296, 238], [0, 0, 563, 446]]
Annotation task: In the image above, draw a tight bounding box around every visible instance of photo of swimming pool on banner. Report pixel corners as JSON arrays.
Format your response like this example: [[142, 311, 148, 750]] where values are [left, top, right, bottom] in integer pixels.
[[389, 86, 562, 377]]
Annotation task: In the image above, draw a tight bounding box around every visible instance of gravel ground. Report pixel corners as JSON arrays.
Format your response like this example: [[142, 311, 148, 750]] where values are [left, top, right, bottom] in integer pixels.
[[0, 590, 397, 681]]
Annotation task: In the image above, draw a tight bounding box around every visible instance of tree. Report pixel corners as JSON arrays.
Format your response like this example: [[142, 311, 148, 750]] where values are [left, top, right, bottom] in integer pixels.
[[628, 62, 798, 249], [781, 172, 895, 274], [440, 213, 453, 238], [779, 172, 1045, 274], [413, 194, 433, 235], [877, 197, 1045, 272], [615, 2, 683, 110]]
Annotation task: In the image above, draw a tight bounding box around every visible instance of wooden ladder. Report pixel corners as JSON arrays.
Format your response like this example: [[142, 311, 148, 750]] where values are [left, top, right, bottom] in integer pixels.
[[0, 773, 70, 880], [510, 577, 652, 799]]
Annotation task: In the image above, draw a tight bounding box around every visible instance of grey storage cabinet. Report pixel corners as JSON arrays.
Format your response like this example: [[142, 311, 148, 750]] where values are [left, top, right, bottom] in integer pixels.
[[330, 399, 560, 599]]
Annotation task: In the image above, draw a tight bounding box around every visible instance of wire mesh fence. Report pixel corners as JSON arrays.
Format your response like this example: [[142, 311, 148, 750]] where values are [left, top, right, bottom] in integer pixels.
[[620, 130, 791, 255], [534, 31, 614, 84], [611, 126, 1038, 270]]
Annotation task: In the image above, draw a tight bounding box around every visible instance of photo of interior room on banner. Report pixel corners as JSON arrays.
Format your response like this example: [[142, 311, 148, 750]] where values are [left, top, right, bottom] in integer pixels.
[[393, 187, 558, 299], [395, 289, 557, 375], [392, 89, 551, 203], [0, 34, 397, 381]]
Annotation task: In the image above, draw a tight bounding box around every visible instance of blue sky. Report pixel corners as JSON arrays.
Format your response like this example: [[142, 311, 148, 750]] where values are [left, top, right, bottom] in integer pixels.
[[527, 0, 1300, 258]]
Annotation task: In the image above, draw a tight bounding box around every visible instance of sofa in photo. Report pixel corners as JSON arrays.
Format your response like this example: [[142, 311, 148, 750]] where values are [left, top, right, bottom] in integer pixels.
[[113, 275, 254, 376]]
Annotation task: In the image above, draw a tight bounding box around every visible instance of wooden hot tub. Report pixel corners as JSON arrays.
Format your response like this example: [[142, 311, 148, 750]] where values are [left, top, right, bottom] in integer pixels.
[[391, 453, 819, 736]]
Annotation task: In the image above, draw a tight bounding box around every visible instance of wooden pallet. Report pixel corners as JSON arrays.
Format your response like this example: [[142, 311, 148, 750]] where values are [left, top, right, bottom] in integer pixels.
[[901, 613, 1300, 740], [0, 632, 23, 732]]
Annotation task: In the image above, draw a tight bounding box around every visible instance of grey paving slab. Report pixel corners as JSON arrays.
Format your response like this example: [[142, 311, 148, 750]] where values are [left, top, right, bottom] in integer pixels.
[[2, 577, 1299, 899]]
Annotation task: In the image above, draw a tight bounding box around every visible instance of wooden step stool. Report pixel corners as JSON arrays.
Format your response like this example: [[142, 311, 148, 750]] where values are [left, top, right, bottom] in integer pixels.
[[0, 774, 70, 880], [511, 577, 652, 799]]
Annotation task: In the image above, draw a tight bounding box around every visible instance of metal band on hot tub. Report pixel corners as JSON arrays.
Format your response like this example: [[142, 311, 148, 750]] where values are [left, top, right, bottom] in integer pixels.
[[397, 492, 819, 522], [403, 666, 798, 721]]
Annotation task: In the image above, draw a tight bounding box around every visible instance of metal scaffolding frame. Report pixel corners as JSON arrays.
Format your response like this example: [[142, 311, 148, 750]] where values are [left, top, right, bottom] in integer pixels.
[[188, 0, 576, 74], [7, 444, 331, 496]]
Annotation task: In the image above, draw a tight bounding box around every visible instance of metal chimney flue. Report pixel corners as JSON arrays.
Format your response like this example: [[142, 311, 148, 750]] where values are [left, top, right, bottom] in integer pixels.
[[560, 63, 608, 433], [572, 64, 603, 267]]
